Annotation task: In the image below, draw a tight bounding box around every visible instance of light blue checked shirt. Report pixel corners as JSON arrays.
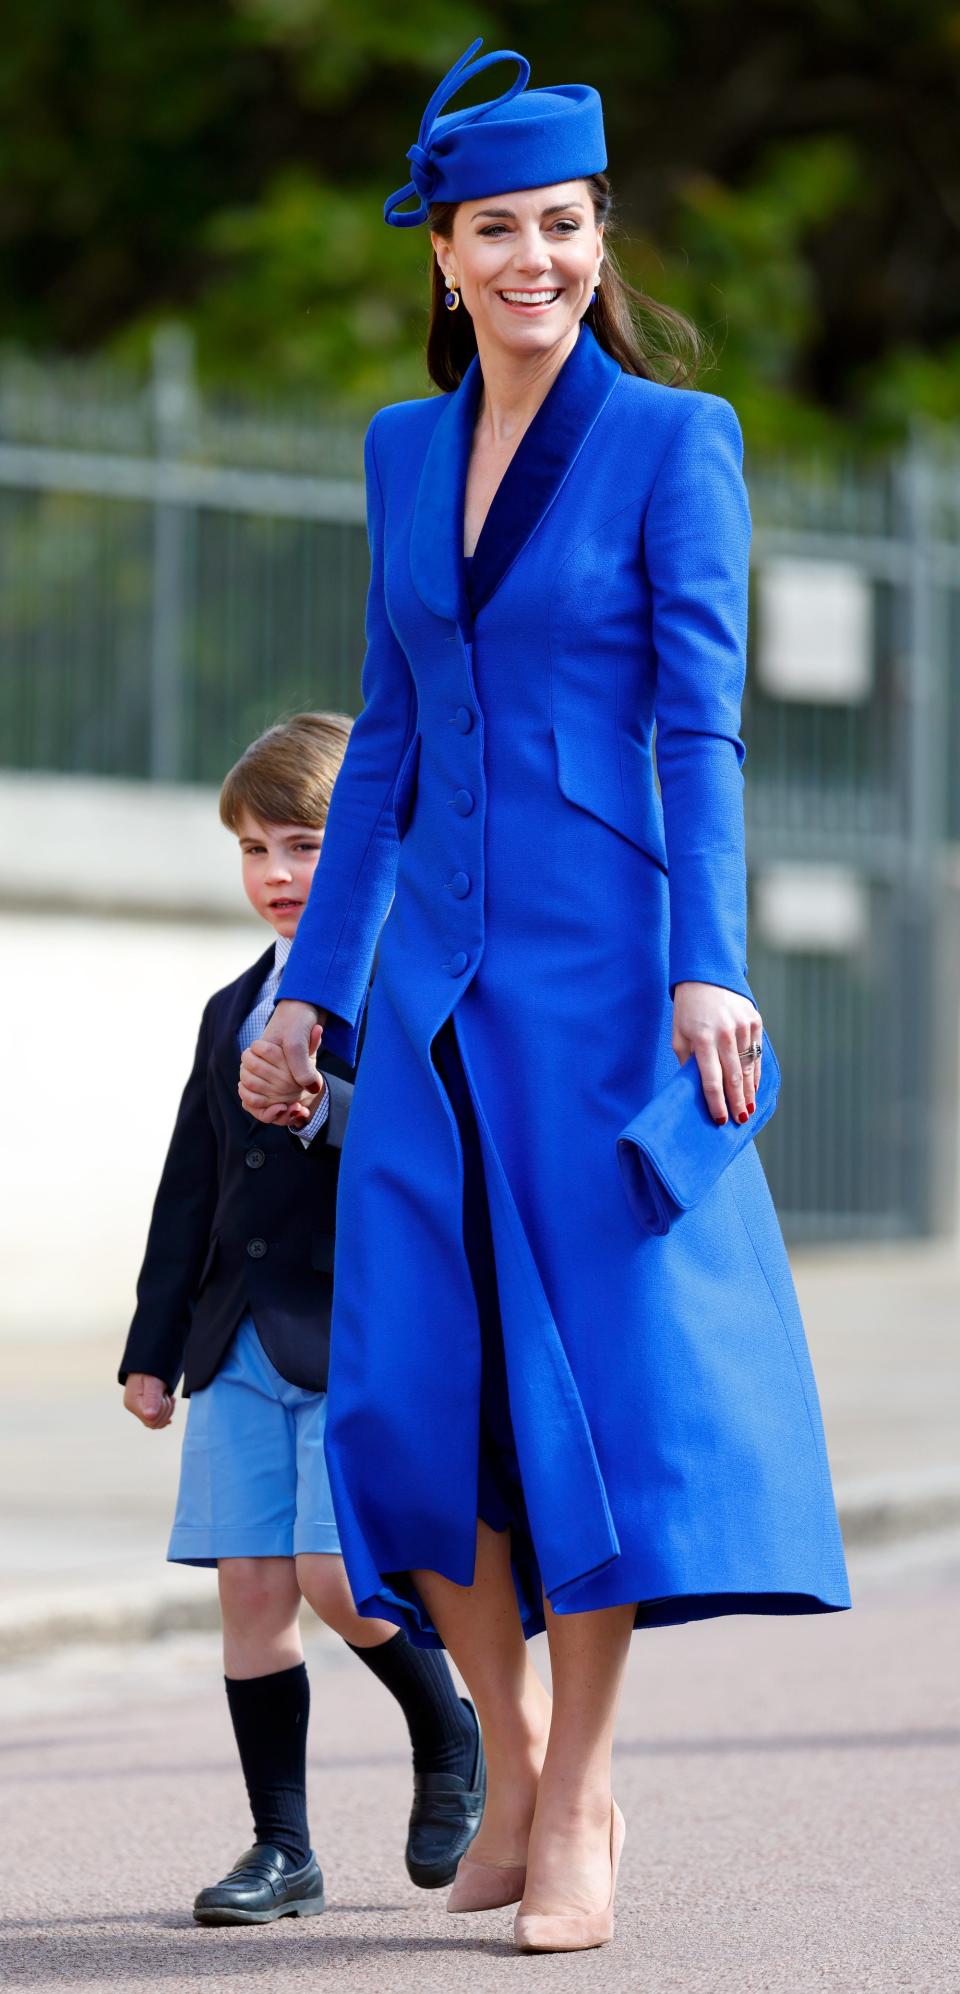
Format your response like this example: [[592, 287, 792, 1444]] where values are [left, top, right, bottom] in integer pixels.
[[237, 933, 330, 1147]]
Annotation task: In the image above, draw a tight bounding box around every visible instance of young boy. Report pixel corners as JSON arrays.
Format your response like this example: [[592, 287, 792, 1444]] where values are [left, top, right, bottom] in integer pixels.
[[118, 713, 485, 1925]]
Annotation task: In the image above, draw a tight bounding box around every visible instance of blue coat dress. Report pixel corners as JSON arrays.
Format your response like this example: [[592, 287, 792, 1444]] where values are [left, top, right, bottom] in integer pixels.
[[279, 322, 851, 1643]]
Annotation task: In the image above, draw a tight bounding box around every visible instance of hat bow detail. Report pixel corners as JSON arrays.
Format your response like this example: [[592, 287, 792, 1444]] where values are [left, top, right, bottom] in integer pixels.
[[384, 36, 530, 228]]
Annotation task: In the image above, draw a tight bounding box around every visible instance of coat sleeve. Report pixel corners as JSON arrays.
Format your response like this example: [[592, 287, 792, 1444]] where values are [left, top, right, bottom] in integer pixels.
[[277, 412, 418, 1062], [311, 1070, 353, 1151], [645, 394, 756, 1004], [117, 1001, 220, 1393]]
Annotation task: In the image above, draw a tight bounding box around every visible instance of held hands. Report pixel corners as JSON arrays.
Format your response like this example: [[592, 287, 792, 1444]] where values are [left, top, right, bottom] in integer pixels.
[[238, 987, 763, 1129], [123, 1373, 176, 1430], [238, 1002, 328, 1127], [673, 982, 763, 1126]]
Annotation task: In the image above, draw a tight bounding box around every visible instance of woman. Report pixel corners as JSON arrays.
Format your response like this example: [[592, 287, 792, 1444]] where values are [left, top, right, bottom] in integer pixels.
[[240, 37, 851, 1954]]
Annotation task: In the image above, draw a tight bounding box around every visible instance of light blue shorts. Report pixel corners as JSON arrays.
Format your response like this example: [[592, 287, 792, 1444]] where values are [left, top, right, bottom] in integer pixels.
[[168, 1314, 341, 1566]]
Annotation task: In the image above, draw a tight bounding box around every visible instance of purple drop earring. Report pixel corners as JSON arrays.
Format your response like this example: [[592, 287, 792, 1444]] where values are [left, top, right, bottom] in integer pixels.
[[444, 275, 461, 312]]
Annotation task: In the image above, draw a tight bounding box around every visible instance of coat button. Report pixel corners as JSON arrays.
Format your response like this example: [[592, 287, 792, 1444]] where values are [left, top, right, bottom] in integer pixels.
[[447, 871, 471, 898], [453, 706, 474, 733], [245, 1147, 265, 1170], [452, 789, 474, 816], [449, 951, 469, 976], [246, 1237, 268, 1260]]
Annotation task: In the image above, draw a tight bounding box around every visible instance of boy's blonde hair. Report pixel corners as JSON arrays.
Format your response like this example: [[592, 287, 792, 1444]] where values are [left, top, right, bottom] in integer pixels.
[[219, 712, 352, 834]]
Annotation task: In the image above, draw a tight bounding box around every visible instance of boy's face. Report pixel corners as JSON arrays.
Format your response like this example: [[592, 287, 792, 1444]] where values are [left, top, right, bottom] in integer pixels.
[[235, 809, 324, 940]]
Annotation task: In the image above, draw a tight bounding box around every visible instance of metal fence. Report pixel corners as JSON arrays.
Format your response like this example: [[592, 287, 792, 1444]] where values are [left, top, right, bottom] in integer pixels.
[[744, 441, 960, 1240], [0, 329, 369, 784], [2, 331, 958, 1243]]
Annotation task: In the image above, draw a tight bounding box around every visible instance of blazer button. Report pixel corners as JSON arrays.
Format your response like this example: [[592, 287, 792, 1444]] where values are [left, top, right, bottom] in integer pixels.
[[449, 951, 469, 976], [452, 789, 474, 816], [245, 1147, 266, 1170], [453, 706, 474, 733], [447, 871, 471, 898], [246, 1237, 268, 1260]]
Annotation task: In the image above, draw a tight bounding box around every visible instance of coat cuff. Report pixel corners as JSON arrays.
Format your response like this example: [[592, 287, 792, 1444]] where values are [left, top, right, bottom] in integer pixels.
[[317, 1072, 353, 1151], [666, 849, 753, 1002], [117, 1340, 184, 1395]]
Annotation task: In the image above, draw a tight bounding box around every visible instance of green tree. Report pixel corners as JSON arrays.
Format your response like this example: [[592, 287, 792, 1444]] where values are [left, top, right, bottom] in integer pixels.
[[2, 0, 958, 443]]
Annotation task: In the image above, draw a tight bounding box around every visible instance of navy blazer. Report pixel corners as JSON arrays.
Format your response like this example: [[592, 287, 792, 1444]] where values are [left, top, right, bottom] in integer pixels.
[[119, 945, 359, 1397]]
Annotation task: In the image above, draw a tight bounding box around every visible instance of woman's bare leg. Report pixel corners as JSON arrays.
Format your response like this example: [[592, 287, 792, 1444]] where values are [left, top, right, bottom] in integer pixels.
[[413, 1520, 552, 1861], [520, 1593, 635, 1915]]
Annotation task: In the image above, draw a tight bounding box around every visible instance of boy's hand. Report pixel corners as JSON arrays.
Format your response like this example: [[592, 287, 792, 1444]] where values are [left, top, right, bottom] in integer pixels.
[[239, 1004, 326, 1126], [123, 1373, 176, 1430]]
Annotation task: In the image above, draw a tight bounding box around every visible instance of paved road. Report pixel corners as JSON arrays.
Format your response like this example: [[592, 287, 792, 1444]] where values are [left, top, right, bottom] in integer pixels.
[[0, 1549, 956, 1993]]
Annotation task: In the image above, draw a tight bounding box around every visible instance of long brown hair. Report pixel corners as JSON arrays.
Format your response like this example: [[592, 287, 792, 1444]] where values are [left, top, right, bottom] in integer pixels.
[[425, 173, 707, 394]]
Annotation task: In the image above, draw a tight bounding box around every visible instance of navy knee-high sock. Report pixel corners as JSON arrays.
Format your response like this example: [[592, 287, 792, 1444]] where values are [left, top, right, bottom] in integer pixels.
[[224, 1662, 311, 1867], [347, 1631, 477, 1780]]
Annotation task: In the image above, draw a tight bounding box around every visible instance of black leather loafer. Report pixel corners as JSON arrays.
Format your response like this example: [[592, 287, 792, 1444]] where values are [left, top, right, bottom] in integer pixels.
[[405, 1698, 487, 1889], [192, 1844, 325, 1924]]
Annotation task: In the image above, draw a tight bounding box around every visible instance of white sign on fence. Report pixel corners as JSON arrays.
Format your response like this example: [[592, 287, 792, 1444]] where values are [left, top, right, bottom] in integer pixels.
[[757, 558, 873, 702], [753, 863, 870, 953]]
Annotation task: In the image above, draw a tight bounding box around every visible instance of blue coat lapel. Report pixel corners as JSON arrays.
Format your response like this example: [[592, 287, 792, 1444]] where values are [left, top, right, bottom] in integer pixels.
[[409, 325, 623, 626], [409, 354, 483, 626]]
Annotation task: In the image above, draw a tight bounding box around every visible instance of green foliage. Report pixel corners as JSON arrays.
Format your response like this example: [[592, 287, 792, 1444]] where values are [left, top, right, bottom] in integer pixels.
[[2, 0, 960, 446], [638, 138, 868, 451]]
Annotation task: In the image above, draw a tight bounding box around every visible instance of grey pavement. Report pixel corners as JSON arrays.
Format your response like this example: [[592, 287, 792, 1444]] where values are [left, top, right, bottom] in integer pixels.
[[1, 1236, 959, 1657], [0, 1553, 956, 1991]]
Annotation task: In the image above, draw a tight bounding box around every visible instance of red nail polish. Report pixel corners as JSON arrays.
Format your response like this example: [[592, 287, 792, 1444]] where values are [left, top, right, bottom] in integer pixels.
[[738, 1111, 748, 1123], [715, 1115, 728, 1126], [747, 1102, 755, 1114]]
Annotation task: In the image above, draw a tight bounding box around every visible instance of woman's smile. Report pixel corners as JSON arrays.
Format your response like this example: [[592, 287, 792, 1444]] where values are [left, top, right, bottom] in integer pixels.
[[498, 287, 562, 311]]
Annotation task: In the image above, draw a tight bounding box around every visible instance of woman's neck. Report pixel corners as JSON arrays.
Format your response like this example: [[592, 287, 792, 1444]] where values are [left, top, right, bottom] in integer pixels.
[[473, 324, 580, 446]]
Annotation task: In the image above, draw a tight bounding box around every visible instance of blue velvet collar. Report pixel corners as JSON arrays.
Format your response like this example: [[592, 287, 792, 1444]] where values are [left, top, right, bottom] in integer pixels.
[[408, 322, 622, 626]]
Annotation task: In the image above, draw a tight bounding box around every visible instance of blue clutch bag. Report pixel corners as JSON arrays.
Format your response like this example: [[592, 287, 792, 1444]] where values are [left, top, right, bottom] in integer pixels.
[[616, 1034, 781, 1237]]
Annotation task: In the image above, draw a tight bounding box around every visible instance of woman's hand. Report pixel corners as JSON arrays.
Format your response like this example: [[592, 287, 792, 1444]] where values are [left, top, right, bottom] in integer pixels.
[[287, 1070, 328, 1130], [672, 982, 763, 1126], [239, 1003, 327, 1127], [123, 1373, 176, 1430]]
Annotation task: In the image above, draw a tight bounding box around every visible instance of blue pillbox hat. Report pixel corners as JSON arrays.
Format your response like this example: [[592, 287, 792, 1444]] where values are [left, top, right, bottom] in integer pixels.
[[384, 36, 607, 228]]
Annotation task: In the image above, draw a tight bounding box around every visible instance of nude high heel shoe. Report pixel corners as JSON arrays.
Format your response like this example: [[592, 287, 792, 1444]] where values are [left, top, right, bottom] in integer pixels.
[[513, 1800, 626, 1953], [446, 1851, 528, 1913]]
